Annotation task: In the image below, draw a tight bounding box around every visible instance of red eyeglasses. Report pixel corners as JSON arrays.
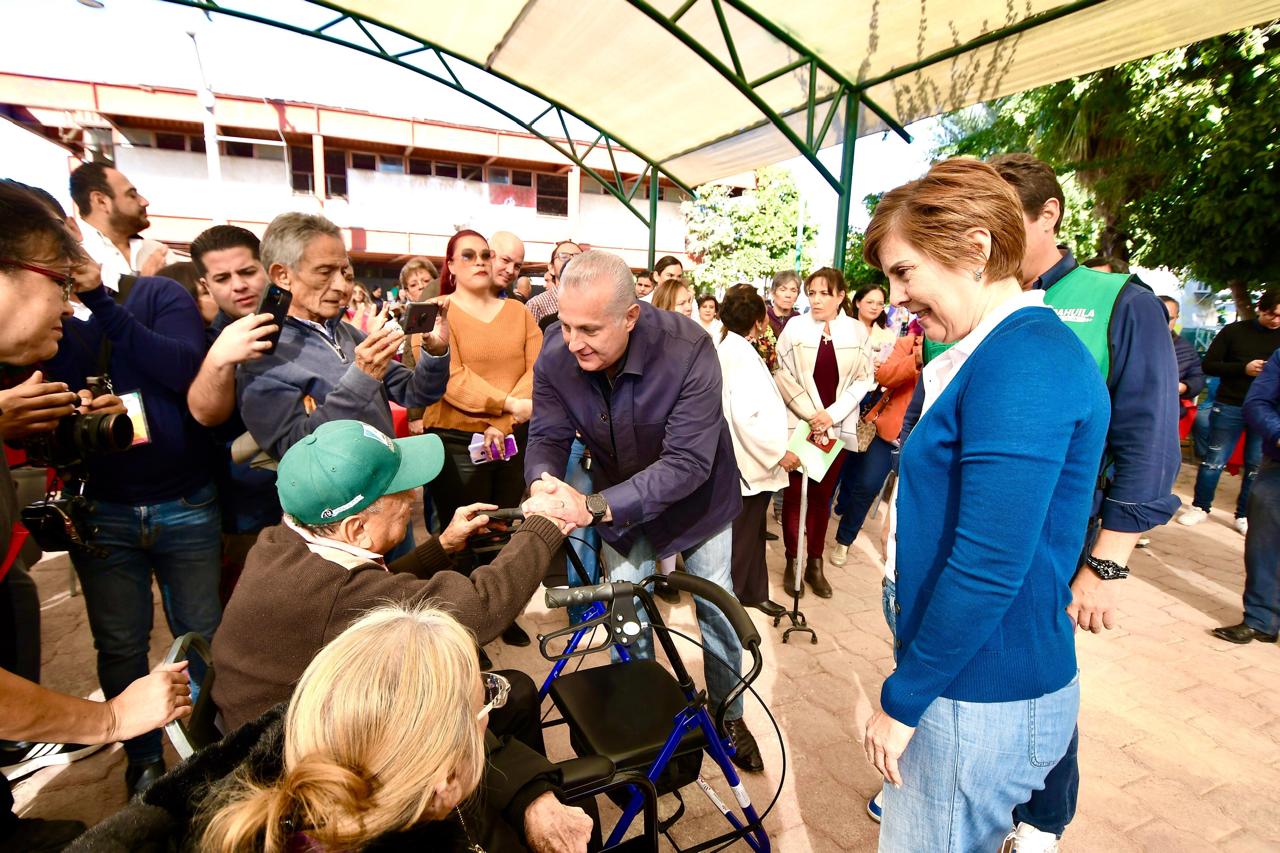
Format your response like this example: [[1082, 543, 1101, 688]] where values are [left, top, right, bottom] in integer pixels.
[[0, 258, 75, 301]]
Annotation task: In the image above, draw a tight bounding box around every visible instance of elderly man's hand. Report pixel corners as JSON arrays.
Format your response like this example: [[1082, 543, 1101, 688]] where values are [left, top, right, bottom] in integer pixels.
[[354, 324, 404, 381], [863, 709, 914, 787], [523, 791, 592, 853], [422, 297, 450, 357], [527, 472, 592, 528], [437, 503, 499, 554], [521, 493, 578, 535]]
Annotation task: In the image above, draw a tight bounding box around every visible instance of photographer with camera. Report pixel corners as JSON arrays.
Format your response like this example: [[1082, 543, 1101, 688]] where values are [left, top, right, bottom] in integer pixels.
[[0, 181, 198, 849], [37, 169, 221, 799]]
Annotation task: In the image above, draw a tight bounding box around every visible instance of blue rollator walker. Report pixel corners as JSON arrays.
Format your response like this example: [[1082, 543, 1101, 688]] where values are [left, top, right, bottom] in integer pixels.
[[537, 564, 771, 852]]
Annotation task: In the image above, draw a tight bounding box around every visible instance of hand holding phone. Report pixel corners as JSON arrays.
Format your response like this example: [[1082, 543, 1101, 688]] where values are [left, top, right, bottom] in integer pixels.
[[254, 284, 292, 351], [403, 302, 439, 335]]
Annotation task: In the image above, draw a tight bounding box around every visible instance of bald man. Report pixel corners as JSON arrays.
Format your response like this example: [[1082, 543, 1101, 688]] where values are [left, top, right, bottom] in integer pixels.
[[491, 231, 526, 298]]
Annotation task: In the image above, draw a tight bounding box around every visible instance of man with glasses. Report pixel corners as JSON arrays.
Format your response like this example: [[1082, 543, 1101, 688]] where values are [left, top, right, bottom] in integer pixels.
[[1179, 287, 1280, 535], [527, 239, 583, 324], [212, 419, 593, 851], [490, 231, 526, 298]]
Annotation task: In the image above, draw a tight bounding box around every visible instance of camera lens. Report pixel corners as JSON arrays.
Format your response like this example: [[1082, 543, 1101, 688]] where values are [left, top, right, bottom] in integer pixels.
[[70, 413, 134, 454]]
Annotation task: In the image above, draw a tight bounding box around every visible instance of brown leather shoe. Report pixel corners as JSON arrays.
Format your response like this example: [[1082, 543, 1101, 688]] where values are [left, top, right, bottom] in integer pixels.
[[782, 557, 803, 598], [804, 556, 832, 598]]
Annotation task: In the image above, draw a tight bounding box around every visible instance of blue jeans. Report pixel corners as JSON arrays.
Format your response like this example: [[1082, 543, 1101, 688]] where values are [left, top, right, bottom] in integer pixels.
[[834, 436, 894, 546], [881, 576, 897, 641], [1192, 402, 1263, 517], [72, 482, 223, 765], [600, 522, 744, 720], [879, 675, 1080, 853], [1244, 458, 1280, 635], [1192, 377, 1219, 459], [564, 440, 601, 624]]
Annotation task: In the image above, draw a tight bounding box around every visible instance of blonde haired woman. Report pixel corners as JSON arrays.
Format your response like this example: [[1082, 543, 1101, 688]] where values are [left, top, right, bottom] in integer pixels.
[[344, 281, 378, 334], [202, 604, 492, 851]]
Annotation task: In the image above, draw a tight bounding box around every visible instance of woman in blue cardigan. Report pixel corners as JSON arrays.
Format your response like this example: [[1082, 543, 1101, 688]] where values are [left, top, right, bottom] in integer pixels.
[[859, 159, 1111, 853]]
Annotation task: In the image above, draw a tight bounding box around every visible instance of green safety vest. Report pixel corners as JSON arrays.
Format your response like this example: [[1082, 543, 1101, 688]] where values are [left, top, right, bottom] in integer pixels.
[[920, 265, 1128, 380]]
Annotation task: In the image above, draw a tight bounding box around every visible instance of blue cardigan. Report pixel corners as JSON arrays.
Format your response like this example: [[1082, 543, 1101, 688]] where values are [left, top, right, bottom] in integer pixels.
[[882, 308, 1110, 727]]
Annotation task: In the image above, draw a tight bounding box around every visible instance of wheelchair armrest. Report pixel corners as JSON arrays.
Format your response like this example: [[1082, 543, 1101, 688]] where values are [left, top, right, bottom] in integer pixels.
[[555, 755, 616, 798]]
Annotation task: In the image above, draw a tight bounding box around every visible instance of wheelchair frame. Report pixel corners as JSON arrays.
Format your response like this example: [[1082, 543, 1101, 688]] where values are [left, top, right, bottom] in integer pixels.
[[537, 573, 771, 853]]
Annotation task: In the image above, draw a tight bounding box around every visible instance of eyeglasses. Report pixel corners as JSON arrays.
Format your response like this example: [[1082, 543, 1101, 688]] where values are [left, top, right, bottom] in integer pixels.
[[477, 671, 510, 719], [554, 252, 581, 263], [0, 258, 74, 302], [456, 249, 494, 264]]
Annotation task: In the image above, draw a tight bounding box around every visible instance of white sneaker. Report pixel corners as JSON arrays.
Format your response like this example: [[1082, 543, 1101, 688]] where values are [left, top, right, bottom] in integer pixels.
[[829, 543, 849, 566], [1177, 506, 1208, 526], [1235, 517, 1248, 535], [1002, 822, 1060, 853]]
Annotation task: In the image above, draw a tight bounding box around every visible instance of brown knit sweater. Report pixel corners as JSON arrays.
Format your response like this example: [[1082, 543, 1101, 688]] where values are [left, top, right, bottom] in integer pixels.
[[211, 515, 563, 731], [420, 298, 541, 435]]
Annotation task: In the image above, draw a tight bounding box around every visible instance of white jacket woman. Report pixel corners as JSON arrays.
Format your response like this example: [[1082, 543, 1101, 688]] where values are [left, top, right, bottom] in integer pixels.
[[773, 308, 876, 448], [718, 331, 790, 496]]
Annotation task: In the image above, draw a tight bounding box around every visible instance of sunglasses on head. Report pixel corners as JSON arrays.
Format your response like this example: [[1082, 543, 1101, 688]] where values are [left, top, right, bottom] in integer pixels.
[[0, 258, 74, 301]]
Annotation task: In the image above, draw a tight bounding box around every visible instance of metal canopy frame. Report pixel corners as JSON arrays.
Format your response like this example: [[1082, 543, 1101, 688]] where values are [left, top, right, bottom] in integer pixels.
[[149, 0, 1231, 271]]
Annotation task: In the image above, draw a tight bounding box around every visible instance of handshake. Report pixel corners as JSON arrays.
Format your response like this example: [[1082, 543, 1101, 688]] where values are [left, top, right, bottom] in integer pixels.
[[434, 473, 595, 553]]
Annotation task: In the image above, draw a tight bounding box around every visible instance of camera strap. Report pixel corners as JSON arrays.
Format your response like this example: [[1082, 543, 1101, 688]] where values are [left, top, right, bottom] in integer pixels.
[[90, 274, 138, 392]]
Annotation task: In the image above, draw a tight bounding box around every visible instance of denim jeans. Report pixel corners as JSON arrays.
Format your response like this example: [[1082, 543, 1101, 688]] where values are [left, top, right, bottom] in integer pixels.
[[879, 674, 1080, 853], [1192, 377, 1218, 460], [834, 436, 894, 546], [1192, 402, 1263, 517], [564, 439, 601, 624], [1244, 458, 1280, 635], [72, 482, 223, 765], [881, 576, 897, 642], [600, 522, 744, 720]]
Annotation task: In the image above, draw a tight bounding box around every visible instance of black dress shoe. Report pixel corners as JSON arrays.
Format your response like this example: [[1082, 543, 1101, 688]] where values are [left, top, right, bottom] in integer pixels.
[[125, 758, 165, 798], [763, 530, 779, 541], [748, 599, 786, 619], [2, 817, 86, 852], [723, 717, 764, 773], [1211, 623, 1278, 644], [501, 622, 532, 647]]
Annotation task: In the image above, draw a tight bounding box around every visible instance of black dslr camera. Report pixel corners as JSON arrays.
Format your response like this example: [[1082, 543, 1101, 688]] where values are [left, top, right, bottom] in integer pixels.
[[21, 410, 133, 557]]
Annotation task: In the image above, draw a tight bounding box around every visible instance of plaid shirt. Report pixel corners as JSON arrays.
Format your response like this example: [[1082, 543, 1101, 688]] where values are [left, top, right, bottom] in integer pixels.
[[526, 285, 560, 323]]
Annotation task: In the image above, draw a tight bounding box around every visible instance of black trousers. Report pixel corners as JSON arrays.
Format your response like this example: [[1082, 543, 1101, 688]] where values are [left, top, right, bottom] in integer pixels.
[[730, 492, 772, 605], [428, 426, 529, 537]]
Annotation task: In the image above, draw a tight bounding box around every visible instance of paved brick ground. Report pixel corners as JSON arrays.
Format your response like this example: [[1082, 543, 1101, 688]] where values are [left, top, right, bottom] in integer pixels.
[[13, 463, 1280, 850]]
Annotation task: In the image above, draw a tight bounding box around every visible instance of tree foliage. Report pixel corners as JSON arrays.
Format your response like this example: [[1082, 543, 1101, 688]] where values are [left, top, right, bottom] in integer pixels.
[[843, 193, 886, 289], [934, 24, 1280, 314], [682, 167, 818, 291]]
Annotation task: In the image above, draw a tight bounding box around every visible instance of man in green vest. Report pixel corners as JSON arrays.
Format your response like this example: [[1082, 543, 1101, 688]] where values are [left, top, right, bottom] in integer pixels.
[[990, 154, 1182, 850]]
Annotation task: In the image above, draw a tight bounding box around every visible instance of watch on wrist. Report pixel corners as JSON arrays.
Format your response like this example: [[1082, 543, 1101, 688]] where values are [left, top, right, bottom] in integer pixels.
[[585, 493, 608, 526], [1085, 555, 1129, 580]]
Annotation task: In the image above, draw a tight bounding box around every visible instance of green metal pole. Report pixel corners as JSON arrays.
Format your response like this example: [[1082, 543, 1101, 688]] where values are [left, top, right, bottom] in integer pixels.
[[833, 92, 859, 269], [648, 169, 659, 271]]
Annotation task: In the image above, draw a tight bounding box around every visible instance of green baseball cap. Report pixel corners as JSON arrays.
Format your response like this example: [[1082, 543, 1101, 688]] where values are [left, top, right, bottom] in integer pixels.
[[277, 420, 445, 525]]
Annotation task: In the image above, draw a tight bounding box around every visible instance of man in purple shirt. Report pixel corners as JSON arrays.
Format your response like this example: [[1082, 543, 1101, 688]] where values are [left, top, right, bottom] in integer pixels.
[[524, 250, 763, 773]]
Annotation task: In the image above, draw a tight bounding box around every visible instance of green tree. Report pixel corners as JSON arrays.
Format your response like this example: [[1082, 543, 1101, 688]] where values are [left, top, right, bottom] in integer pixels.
[[682, 166, 818, 290], [843, 193, 886, 289], [934, 24, 1280, 316]]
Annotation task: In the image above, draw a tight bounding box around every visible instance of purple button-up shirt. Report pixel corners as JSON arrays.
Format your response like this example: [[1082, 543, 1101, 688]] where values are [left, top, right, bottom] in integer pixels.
[[525, 302, 743, 558]]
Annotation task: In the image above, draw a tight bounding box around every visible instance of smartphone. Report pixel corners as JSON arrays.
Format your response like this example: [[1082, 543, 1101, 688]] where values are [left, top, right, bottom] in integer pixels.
[[468, 432, 519, 464], [255, 284, 292, 351], [402, 302, 439, 335]]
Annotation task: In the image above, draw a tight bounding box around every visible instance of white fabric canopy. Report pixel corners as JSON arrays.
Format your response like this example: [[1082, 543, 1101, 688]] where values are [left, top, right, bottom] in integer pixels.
[[289, 0, 1280, 186]]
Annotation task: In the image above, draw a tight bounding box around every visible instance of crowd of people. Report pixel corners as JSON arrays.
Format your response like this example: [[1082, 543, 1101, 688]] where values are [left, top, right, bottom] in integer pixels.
[[0, 145, 1276, 853]]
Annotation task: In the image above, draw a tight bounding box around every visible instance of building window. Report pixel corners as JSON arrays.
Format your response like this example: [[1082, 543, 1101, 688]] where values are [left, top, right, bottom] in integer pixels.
[[434, 162, 458, 179], [487, 167, 509, 185], [408, 157, 432, 176], [351, 152, 376, 170], [461, 164, 483, 182], [378, 155, 404, 175], [256, 144, 285, 161], [223, 140, 254, 158], [290, 145, 314, 194], [155, 132, 186, 151], [325, 150, 348, 199], [536, 173, 569, 217], [189, 135, 206, 153], [581, 176, 606, 194], [512, 170, 533, 187]]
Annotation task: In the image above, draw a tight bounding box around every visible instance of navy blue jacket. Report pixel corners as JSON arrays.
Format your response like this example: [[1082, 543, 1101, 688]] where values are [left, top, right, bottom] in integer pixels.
[[525, 302, 742, 558], [1173, 334, 1206, 402], [44, 278, 210, 504], [1243, 350, 1280, 463]]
